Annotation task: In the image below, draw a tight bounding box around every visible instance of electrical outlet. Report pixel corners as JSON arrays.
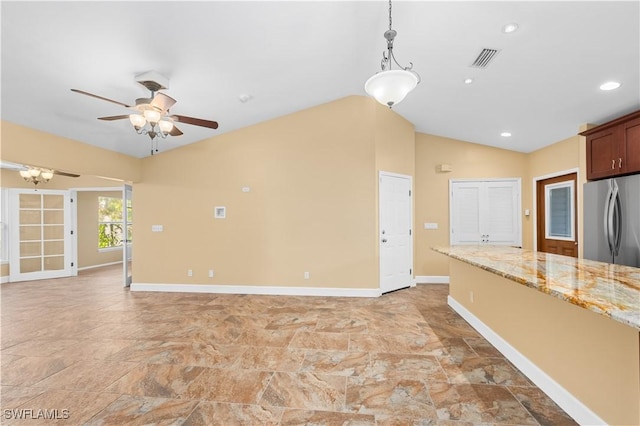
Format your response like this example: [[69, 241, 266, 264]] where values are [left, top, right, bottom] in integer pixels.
[[304, 271, 310, 280], [208, 269, 214, 278], [187, 269, 193, 277]]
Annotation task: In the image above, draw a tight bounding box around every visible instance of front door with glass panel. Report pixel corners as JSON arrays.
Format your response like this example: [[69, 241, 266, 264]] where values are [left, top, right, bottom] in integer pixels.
[[536, 173, 578, 257], [9, 189, 73, 282]]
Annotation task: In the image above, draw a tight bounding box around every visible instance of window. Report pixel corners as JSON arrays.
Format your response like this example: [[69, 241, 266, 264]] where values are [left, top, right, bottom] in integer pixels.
[[98, 196, 124, 249], [545, 181, 575, 240]]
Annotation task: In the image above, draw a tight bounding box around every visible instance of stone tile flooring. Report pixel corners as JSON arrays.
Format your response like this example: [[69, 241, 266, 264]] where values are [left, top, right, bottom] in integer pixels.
[[0, 265, 578, 425]]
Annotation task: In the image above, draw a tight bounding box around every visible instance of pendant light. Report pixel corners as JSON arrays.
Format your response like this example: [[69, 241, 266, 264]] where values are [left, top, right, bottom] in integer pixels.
[[365, 0, 420, 108]]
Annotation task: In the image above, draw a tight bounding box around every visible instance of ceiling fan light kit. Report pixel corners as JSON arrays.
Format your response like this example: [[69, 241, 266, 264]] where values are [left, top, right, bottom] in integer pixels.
[[19, 167, 54, 187], [365, 0, 420, 108]]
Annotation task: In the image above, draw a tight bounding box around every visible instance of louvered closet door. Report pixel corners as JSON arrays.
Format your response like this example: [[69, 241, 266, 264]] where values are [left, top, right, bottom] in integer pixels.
[[450, 180, 521, 247], [9, 189, 73, 282], [484, 181, 520, 244], [450, 182, 482, 244]]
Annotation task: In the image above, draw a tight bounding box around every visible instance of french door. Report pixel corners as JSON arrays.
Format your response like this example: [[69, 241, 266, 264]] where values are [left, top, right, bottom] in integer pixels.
[[379, 172, 413, 294], [9, 189, 73, 282]]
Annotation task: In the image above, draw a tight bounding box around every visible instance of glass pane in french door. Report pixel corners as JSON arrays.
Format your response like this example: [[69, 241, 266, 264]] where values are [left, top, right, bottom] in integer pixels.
[[18, 193, 65, 273]]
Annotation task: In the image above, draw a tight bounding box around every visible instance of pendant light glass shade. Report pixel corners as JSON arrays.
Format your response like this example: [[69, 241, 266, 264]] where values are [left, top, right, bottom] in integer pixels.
[[129, 114, 146, 128], [365, 69, 419, 108], [158, 120, 174, 133]]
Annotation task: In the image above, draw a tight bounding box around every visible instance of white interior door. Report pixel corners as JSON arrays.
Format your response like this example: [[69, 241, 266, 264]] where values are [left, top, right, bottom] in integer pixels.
[[123, 184, 132, 287], [379, 172, 413, 294], [9, 189, 73, 282]]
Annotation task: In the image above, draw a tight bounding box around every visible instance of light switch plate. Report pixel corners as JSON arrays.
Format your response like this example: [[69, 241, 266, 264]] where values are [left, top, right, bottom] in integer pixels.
[[151, 225, 163, 232], [424, 222, 438, 230]]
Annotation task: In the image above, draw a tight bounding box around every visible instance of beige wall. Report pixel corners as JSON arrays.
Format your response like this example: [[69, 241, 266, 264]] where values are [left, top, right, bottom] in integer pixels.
[[415, 133, 585, 277], [1, 120, 141, 183], [135, 96, 414, 288], [0, 169, 121, 190], [414, 134, 527, 276], [1, 101, 586, 283], [77, 191, 123, 269], [449, 259, 640, 425], [526, 135, 583, 255], [1, 169, 125, 279]]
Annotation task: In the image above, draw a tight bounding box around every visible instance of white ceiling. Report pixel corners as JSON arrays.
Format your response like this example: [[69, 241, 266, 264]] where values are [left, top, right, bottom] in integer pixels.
[[2, 1, 639, 159]]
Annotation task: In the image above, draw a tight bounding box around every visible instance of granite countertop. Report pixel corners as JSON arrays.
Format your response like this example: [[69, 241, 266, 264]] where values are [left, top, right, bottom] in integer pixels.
[[433, 245, 640, 330]]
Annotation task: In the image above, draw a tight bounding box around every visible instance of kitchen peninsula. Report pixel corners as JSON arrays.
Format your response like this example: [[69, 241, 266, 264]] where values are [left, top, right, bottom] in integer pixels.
[[434, 245, 640, 426]]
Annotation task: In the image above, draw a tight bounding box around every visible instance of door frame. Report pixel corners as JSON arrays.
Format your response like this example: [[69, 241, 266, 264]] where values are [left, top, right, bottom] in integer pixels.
[[71, 185, 127, 281], [378, 171, 414, 293], [532, 168, 581, 252], [123, 184, 132, 287]]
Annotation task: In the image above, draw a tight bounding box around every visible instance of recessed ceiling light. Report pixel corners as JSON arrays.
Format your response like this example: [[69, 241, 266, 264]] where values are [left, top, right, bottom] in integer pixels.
[[464, 78, 474, 84], [599, 81, 621, 91], [238, 94, 253, 103], [501, 132, 512, 137], [502, 23, 519, 34]]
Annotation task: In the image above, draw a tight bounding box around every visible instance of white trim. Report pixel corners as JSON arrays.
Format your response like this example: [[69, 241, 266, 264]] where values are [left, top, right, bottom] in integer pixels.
[[544, 180, 575, 241], [414, 275, 449, 284], [1, 276, 9, 284], [447, 295, 606, 426], [98, 246, 123, 253], [532, 167, 580, 251], [78, 261, 123, 271], [131, 282, 382, 298]]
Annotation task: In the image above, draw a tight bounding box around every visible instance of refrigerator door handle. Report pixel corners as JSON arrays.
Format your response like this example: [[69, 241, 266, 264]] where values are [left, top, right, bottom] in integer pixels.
[[612, 182, 622, 256], [604, 179, 615, 257]]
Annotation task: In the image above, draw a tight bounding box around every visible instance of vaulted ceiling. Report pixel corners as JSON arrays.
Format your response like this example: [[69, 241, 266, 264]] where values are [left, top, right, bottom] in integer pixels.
[[2, 1, 638, 158]]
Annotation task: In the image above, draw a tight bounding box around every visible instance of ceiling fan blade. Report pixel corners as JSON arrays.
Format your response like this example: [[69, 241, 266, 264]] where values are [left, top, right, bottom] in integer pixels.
[[98, 115, 130, 121], [71, 89, 131, 108], [53, 170, 80, 178], [151, 93, 177, 113], [169, 125, 183, 136], [170, 114, 219, 129]]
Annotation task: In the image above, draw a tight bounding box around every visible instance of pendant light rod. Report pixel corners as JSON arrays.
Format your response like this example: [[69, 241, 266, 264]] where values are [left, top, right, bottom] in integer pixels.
[[381, 0, 418, 77], [365, 0, 420, 108]]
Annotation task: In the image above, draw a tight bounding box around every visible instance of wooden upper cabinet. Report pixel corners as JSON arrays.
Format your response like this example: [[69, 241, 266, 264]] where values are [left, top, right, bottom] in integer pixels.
[[580, 110, 640, 180], [621, 117, 640, 175]]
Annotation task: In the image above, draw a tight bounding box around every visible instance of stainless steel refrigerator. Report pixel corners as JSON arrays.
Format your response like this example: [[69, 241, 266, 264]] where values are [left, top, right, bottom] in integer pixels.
[[583, 175, 640, 267]]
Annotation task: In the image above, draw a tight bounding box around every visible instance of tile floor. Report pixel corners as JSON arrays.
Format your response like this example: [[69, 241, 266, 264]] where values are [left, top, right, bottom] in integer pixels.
[[1, 265, 578, 425]]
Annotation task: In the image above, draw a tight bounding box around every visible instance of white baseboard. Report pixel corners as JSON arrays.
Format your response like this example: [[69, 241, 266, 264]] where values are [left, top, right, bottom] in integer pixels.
[[415, 275, 449, 284], [1, 276, 9, 284], [447, 295, 606, 426], [131, 282, 382, 298], [78, 261, 123, 271]]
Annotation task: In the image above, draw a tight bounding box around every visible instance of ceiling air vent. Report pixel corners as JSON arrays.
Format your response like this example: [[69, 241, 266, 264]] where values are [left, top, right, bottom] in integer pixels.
[[470, 48, 501, 68]]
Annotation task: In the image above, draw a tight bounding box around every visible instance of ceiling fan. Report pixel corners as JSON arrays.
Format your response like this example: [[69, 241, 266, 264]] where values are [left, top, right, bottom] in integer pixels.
[[71, 73, 218, 154]]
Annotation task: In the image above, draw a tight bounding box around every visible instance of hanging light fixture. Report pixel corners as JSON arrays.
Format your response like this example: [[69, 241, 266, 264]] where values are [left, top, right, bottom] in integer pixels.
[[128, 102, 176, 155], [19, 167, 54, 187], [365, 0, 420, 108]]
